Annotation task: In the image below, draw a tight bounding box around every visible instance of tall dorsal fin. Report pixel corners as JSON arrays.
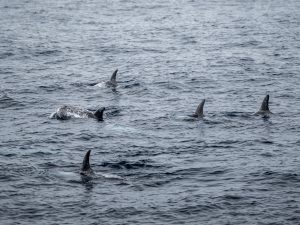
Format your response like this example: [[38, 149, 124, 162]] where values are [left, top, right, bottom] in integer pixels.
[[259, 95, 270, 111], [94, 107, 105, 121], [81, 150, 92, 173], [194, 99, 205, 117], [110, 69, 118, 82]]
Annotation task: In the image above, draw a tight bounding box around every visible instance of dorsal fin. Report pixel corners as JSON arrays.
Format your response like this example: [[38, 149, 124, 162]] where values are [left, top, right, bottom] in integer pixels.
[[81, 150, 93, 174], [259, 95, 270, 111], [94, 107, 105, 121], [194, 99, 205, 117], [110, 69, 118, 82]]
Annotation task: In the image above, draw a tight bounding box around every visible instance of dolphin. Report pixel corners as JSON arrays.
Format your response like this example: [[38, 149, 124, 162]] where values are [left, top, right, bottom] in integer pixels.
[[80, 150, 94, 176], [50, 105, 105, 121], [88, 69, 118, 87], [255, 95, 272, 116], [190, 99, 205, 118], [105, 69, 118, 87], [80, 150, 123, 180]]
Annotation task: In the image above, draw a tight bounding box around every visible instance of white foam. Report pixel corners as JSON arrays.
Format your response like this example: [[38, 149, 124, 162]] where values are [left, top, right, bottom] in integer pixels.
[[94, 82, 105, 88], [99, 172, 123, 180]]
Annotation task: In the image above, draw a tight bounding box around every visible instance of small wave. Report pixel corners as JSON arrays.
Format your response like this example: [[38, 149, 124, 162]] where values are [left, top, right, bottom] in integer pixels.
[[0, 52, 14, 59], [0, 152, 17, 157], [223, 194, 244, 200], [0, 164, 40, 181], [260, 152, 273, 157], [98, 172, 123, 180], [154, 80, 185, 90], [34, 49, 62, 56], [0, 93, 13, 101], [38, 84, 64, 92], [104, 124, 139, 133], [0, 93, 20, 108], [251, 170, 300, 184], [123, 82, 141, 88], [70, 82, 89, 87], [101, 159, 157, 170], [259, 140, 274, 144], [224, 111, 252, 118], [229, 40, 262, 48], [174, 203, 222, 215], [106, 108, 122, 117]]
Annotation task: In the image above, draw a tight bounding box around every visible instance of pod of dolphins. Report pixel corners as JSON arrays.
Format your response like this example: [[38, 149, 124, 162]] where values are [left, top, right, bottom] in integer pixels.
[[50, 69, 273, 177]]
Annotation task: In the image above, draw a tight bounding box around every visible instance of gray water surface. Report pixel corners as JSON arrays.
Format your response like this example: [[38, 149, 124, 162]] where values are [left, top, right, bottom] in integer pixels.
[[0, 0, 299, 224]]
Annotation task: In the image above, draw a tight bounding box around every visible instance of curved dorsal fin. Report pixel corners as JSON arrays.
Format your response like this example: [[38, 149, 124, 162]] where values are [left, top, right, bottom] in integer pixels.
[[194, 99, 205, 117], [259, 95, 270, 111], [94, 107, 105, 121], [110, 69, 118, 82], [81, 150, 92, 173]]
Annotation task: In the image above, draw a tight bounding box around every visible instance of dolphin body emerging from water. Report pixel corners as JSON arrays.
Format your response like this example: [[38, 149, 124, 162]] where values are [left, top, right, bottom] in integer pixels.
[[81, 150, 94, 176], [190, 99, 205, 118], [80, 150, 123, 180], [50, 105, 105, 121], [255, 95, 272, 116], [89, 69, 118, 87], [105, 69, 118, 87]]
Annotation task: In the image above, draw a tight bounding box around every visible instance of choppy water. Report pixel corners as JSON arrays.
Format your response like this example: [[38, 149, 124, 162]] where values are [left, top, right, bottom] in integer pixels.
[[1, 0, 300, 224]]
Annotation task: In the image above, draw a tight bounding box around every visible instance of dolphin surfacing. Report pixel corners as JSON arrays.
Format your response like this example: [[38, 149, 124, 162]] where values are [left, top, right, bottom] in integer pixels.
[[81, 150, 94, 176], [79, 150, 124, 180], [255, 95, 272, 116], [88, 69, 118, 87], [50, 105, 105, 121], [191, 99, 205, 118], [105, 69, 118, 87]]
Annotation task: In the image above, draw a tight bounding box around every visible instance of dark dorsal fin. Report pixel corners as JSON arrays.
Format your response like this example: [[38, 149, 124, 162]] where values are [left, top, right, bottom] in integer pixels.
[[194, 99, 205, 117], [81, 150, 92, 172], [110, 69, 118, 82], [260, 95, 270, 111], [94, 107, 105, 121]]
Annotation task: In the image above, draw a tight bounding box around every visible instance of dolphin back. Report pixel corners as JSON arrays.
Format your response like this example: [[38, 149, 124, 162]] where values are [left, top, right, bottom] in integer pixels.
[[51, 105, 71, 120]]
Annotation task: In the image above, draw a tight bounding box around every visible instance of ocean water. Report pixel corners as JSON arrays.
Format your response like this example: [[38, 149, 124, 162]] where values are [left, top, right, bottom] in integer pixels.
[[0, 0, 299, 224]]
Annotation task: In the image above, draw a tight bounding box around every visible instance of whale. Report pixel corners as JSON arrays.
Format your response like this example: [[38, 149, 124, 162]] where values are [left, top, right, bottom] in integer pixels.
[[255, 95, 272, 116], [190, 99, 205, 118], [50, 105, 105, 121]]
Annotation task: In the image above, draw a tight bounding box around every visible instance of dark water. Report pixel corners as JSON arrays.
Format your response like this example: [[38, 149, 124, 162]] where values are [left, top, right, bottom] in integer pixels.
[[1, 0, 299, 224]]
